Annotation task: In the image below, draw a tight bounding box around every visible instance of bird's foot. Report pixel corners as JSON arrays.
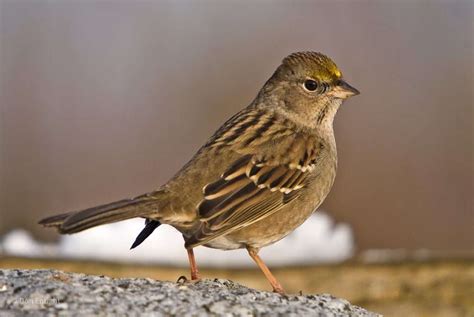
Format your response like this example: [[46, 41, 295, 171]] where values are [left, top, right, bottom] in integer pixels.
[[176, 275, 201, 285], [176, 275, 188, 284]]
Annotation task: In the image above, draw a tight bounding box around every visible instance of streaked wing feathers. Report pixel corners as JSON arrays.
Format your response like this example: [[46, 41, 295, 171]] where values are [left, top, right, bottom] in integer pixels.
[[188, 139, 323, 248]]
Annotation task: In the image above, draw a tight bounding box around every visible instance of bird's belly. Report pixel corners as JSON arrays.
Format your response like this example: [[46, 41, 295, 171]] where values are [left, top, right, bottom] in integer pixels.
[[203, 236, 246, 250], [204, 184, 331, 250], [229, 197, 318, 249], [202, 202, 315, 251]]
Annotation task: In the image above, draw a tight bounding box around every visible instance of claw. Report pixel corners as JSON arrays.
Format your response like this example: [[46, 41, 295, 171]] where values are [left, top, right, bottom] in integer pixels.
[[176, 275, 188, 284]]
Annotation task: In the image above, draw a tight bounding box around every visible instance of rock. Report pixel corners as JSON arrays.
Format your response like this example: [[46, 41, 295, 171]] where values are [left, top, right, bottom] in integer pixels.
[[0, 269, 380, 316]]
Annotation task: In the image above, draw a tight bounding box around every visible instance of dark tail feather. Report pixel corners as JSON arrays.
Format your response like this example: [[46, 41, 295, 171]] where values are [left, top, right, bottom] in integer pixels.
[[38, 211, 76, 228], [130, 220, 161, 249], [39, 192, 162, 234]]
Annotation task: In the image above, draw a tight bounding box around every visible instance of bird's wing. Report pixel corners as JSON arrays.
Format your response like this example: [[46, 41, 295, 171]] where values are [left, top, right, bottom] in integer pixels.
[[185, 135, 326, 248]]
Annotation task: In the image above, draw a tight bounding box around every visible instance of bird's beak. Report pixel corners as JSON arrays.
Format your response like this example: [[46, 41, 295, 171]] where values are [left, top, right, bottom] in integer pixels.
[[327, 80, 360, 99]]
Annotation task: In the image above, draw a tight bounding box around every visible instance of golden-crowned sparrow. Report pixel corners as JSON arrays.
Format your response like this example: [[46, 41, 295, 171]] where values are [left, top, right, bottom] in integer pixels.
[[39, 51, 359, 294]]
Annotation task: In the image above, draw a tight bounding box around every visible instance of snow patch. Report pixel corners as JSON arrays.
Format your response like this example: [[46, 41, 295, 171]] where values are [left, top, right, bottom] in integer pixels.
[[1, 212, 354, 267], [2, 230, 57, 257]]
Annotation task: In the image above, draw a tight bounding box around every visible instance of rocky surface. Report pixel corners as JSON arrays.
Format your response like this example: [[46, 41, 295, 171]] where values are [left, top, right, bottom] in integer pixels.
[[0, 269, 379, 316]]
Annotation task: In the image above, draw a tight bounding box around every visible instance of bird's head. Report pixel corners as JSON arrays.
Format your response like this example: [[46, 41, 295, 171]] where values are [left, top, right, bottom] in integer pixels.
[[260, 51, 359, 128]]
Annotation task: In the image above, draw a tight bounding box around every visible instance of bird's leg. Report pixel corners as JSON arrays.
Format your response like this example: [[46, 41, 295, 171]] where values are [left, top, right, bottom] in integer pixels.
[[186, 248, 201, 280], [247, 247, 285, 294]]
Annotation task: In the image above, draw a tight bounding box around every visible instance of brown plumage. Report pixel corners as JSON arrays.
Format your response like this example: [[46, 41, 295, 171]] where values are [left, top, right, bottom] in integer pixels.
[[39, 51, 359, 294]]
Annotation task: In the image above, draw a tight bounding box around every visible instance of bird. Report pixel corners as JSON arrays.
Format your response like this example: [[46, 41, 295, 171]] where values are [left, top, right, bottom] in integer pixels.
[[39, 51, 359, 294]]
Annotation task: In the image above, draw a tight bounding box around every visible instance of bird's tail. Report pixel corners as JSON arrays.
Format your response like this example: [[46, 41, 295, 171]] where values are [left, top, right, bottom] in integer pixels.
[[38, 192, 163, 234]]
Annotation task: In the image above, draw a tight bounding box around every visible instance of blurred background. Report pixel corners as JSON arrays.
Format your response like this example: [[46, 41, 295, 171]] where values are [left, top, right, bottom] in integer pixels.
[[0, 1, 472, 316]]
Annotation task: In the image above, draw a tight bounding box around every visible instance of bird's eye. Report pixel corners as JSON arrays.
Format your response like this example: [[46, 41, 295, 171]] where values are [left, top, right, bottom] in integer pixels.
[[303, 79, 318, 92]]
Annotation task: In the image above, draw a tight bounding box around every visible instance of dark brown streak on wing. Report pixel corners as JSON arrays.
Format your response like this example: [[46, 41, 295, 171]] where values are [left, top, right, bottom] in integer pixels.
[[199, 179, 257, 220], [221, 155, 253, 179]]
